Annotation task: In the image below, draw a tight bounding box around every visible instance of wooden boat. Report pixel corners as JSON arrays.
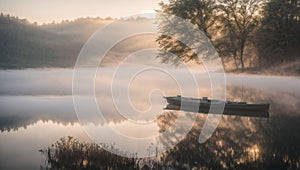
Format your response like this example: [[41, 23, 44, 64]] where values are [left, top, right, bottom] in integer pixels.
[[164, 103, 269, 118], [164, 95, 270, 112]]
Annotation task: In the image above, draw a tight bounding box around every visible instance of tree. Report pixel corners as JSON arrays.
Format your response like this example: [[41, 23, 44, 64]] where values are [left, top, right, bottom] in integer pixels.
[[256, 0, 300, 65], [217, 0, 263, 69], [156, 0, 218, 65]]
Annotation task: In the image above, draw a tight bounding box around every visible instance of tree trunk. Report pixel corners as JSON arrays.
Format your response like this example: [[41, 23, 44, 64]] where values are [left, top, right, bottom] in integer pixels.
[[233, 52, 239, 69], [240, 41, 245, 69], [220, 56, 226, 71]]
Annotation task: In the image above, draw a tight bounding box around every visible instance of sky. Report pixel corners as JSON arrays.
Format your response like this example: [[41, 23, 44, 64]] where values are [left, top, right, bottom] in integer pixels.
[[0, 0, 168, 23]]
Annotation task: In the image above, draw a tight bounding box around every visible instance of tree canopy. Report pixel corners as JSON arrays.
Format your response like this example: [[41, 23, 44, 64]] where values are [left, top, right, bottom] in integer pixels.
[[156, 0, 300, 70]]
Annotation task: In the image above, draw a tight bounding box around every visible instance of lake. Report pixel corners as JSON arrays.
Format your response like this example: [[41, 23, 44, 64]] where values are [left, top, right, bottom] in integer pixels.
[[0, 68, 299, 169]]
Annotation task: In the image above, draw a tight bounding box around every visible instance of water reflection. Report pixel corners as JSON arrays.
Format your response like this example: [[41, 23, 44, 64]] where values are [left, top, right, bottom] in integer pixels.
[[40, 136, 160, 169], [38, 86, 300, 169], [40, 113, 300, 169], [1, 84, 298, 132], [0, 121, 89, 170], [158, 113, 300, 169], [0, 69, 299, 169], [227, 85, 300, 116], [0, 95, 126, 132]]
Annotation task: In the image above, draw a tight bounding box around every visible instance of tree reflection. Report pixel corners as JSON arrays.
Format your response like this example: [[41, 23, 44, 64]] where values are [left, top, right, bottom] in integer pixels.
[[35, 85, 300, 169], [156, 111, 300, 169], [41, 112, 300, 169], [227, 85, 299, 115]]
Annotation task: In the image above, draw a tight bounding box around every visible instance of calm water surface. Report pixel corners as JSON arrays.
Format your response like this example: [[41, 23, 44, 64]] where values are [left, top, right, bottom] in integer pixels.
[[0, 69, 299, 169]]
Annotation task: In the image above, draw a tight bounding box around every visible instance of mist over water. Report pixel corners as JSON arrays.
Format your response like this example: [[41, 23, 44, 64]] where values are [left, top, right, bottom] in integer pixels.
[[0, 68, 299, 169], [0, 68, 298, 95], [0, 68, 299, 130]]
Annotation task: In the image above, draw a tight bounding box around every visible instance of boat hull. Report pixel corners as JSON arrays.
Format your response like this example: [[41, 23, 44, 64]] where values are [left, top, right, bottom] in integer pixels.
[[164, 96, 270, 112], [165, 104, 269, 118]]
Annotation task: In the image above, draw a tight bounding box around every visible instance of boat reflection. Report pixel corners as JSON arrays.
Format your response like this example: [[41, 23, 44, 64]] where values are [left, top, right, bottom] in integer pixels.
[[39, 84, 300, 169], [1, 85, 296, 132], [0, 84, 299, 169]]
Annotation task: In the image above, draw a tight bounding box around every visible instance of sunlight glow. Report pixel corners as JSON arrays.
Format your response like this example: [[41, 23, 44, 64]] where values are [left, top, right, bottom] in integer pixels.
[[247, 145, 260, 161], [141, 9, 156, 14], [0, 0, 168, 23]]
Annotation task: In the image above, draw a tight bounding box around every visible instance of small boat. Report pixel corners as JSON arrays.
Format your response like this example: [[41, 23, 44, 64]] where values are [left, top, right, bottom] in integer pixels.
[[164, 103, 269, 118], [164, 95, 270, 112]]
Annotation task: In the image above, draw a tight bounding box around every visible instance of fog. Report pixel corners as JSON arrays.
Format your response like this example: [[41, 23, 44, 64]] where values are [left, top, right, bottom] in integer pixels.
[[0, 68, 299, 127], [0, 68, 298, 96]]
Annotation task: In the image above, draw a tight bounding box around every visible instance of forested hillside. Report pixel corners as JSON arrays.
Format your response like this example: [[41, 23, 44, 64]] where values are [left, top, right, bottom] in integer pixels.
[[0, 14, 111, 68]]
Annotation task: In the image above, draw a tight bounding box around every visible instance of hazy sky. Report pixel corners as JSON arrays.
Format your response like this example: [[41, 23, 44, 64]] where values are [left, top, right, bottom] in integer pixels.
[[0, 0, 168, 23]]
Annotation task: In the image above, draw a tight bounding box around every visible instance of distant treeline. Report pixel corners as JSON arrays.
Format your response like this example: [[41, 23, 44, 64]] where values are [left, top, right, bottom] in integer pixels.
[[0, 13, 112, 69], [0, 13, 156, 69], [157, 0, 300, 70]]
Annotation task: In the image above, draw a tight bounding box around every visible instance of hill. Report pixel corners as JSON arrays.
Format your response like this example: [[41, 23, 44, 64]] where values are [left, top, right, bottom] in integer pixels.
[[0, 14, 112, 68]]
